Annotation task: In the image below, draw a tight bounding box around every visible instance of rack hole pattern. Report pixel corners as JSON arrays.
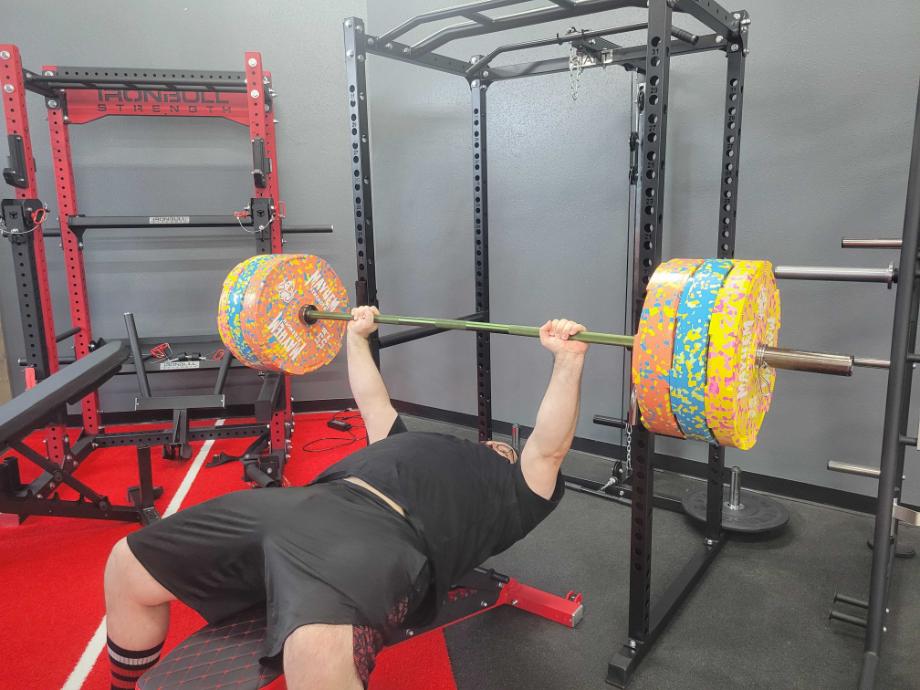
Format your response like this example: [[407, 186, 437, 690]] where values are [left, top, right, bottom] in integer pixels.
[[45, 86, 100, 434]]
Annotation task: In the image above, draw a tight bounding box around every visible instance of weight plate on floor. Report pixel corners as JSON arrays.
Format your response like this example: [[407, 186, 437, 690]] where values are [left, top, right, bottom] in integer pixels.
[[681, 486, 790, 534]]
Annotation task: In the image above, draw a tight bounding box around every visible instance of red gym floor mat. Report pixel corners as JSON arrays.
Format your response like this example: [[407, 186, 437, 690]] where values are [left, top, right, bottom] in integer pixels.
[[0, 412, 457, 690]]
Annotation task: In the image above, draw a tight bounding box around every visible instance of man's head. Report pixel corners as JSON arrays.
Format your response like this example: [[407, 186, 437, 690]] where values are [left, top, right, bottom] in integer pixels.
[[483, 440, 518, 464]]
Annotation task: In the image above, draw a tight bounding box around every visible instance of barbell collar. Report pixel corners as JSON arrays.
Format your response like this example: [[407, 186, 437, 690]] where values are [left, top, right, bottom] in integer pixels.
[[302, 309, 854, 376]]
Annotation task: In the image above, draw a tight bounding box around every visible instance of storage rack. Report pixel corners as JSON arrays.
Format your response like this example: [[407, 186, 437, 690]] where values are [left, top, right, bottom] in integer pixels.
[[828, 85, 920, 689], [342, 1, 748, 685], [0, 46, 324, 522]]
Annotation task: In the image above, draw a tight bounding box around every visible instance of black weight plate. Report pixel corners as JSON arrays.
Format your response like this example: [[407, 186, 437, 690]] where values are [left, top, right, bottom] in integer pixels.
[[682, 487, 790, 534]]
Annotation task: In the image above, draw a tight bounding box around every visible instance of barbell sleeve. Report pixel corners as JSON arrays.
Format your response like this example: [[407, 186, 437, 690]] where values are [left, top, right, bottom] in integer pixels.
[[757, 346, 854, 376], [852, 357, 891, 369], [302, 309, 854, 376]]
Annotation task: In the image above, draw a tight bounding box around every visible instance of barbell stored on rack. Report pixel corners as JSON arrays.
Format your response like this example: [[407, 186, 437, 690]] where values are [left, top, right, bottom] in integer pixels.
[[217, 254, 859, 450]]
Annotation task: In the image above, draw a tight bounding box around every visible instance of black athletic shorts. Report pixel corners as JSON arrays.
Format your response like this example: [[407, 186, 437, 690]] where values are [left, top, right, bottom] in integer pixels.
[[126, 480, 431, 684]]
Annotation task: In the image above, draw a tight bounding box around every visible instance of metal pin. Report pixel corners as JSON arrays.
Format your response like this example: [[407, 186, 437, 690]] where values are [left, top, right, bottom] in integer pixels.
[[826, 461, 881, 478], [841, 238, 902, 249], [346, 49, 355, 58], [0, 51, 10, 60], [3, 84, 13, 93], [247, 58, 258, 67], [727, 466, 744, 510], [249, 89, 259, 99]]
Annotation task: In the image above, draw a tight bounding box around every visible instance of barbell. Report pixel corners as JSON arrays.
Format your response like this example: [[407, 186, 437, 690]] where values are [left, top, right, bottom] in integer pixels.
[[217, 254, 855, 450]]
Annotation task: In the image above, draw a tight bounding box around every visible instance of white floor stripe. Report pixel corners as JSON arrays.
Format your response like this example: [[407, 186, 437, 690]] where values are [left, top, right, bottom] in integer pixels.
[[61, 420, 225, 690]]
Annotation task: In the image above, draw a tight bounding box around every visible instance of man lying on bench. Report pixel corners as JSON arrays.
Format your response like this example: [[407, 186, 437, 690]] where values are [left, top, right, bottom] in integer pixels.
[[104, 307, 588, 690]]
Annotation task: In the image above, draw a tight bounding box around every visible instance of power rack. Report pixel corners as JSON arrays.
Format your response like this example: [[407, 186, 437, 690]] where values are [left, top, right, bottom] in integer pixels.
[[0, 45, 328, 523], [342, 1, 748, 685]]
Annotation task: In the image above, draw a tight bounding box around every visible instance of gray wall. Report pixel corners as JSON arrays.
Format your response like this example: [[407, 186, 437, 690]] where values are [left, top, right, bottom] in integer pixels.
[[3, 1, 920, 501], [363, 0, 920, 502], [0, 0, 365, 410]]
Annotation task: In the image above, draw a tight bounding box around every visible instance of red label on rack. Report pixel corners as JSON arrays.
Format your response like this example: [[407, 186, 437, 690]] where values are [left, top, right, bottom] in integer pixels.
[[63, 89, 252, 125]]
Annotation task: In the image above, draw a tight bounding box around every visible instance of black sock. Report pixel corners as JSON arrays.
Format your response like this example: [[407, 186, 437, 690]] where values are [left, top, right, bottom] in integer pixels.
[[107, 637, 163, 690]]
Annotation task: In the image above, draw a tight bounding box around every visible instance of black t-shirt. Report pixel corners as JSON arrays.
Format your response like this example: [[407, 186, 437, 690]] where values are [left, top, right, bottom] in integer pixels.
[[313, 416, 564, 623]]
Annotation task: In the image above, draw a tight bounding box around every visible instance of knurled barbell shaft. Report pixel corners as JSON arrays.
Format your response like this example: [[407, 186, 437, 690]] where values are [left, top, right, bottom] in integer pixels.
[[302, 309, 854, 376]]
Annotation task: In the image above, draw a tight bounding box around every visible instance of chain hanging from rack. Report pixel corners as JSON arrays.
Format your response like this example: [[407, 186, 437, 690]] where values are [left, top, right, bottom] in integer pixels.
[[568, 44, 587, 101], [566, 27, 592, 102], [624, 421, 633, 476]]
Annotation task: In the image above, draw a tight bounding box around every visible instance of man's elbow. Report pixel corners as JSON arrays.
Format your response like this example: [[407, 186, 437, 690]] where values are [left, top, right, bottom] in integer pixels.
[[547, 449, 569, 467], [524, 443, 568, 469]]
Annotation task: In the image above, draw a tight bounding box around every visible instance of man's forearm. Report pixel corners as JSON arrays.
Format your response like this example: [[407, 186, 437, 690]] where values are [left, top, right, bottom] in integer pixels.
[[347, 333, 391, 411], [527, 351, 585, 461]]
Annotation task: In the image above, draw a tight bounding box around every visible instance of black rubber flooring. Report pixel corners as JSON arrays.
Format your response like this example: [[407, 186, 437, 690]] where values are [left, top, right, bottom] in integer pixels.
[[402, 416, 920, 689]]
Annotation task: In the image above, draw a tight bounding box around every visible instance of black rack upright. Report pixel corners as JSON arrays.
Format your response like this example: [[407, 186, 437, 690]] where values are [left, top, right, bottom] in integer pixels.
[[342, 1, 748, 685]]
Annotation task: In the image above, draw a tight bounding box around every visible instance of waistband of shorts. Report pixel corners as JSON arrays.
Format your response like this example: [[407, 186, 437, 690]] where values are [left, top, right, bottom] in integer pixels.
[[327, 479, 427, 549], [322, 478, 406, 518]]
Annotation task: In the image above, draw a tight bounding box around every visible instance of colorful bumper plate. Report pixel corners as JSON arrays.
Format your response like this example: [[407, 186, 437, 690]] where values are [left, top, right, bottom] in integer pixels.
[[239, 254, 350, 375], [669, 259, 735, 442], [218, 255, 284, 368], [633, 258, 702, 438], [705, 260, 781, 449]]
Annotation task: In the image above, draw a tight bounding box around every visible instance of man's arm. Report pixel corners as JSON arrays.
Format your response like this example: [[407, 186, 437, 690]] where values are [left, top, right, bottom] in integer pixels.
[[347, 306, 398, 444], [520, 319, 588, 499]]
